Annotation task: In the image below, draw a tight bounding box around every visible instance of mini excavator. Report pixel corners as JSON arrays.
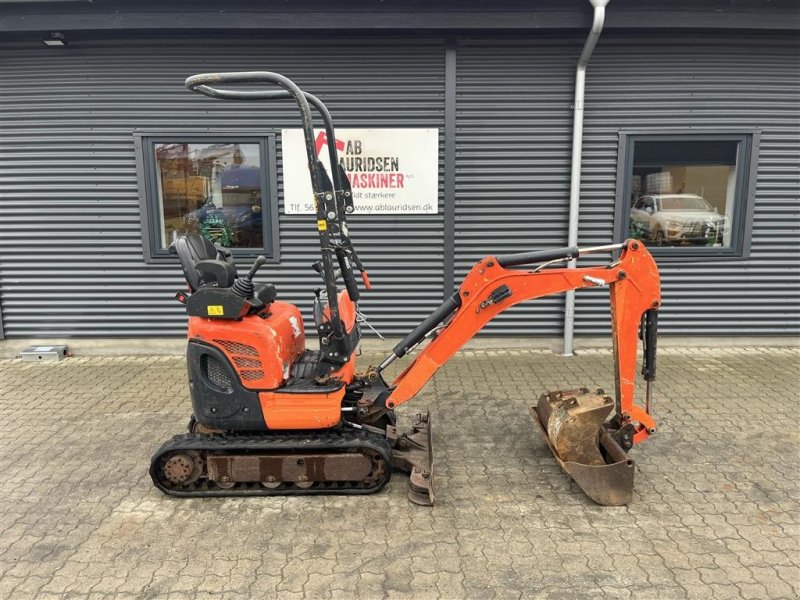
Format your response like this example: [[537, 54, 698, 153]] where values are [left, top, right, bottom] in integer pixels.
[[150, 72, 662, 506]]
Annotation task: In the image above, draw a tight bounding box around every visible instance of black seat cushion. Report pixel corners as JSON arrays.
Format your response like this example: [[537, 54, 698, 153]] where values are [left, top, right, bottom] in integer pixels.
[[254, 283, 278, 305], [173, 234, 236, 292], [195, 259, 237, 290]]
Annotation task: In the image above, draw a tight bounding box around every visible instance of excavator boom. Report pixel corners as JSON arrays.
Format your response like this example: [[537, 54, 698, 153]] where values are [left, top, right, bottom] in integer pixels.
[[379, 240, 660, 504]]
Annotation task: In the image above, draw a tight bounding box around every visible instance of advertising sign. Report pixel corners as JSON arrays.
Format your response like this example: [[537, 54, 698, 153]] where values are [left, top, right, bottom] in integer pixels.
[[281, 128, 438, 214]]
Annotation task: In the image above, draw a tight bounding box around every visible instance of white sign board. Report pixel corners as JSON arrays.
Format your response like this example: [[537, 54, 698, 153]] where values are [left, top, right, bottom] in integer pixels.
[[281, 128, 438, 214]]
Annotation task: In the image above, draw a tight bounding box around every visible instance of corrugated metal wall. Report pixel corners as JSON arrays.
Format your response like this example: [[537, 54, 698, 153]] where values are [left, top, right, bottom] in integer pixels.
[[0, 35, 445, 336], [454, 33, 799, 336], [454, 37, 580, 335], [578, 34, 800, 335], [1, 32, 798, 338]]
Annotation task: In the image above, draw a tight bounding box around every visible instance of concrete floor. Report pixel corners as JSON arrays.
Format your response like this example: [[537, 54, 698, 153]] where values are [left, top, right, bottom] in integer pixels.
[[0, 346, 798, 599]]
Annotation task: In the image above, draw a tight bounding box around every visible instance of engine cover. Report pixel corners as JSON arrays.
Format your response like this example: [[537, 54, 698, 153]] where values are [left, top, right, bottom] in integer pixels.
[[188, 301, 306, 391]]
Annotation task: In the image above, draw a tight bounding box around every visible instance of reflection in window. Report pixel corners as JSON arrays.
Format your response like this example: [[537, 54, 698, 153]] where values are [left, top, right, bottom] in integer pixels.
[[154, 142, 264, 248], [628, 141, 738, 248]]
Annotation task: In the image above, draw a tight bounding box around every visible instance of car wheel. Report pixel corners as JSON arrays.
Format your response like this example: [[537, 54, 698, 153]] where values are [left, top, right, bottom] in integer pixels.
[[652, 227, 666, 246]]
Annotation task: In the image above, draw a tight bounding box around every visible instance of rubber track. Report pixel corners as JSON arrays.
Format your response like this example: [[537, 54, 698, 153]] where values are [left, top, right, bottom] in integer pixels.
[[150, 427, 393, 498]]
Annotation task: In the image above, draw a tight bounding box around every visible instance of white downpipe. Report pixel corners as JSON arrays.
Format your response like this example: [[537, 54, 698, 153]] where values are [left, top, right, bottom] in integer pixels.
[[562, 0, 609, 356]]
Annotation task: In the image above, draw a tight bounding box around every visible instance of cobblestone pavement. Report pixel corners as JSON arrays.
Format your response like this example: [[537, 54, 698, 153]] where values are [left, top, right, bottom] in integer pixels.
[[0, 346, 798, 600]]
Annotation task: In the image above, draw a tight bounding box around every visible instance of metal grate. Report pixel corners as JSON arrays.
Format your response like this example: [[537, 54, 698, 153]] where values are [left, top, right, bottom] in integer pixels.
[[214, 339, 258, 357], [213, 338, 265, 385], [232, 356, 262, 369], [204, 355, 233, 389], [239, 370, 265, 381]]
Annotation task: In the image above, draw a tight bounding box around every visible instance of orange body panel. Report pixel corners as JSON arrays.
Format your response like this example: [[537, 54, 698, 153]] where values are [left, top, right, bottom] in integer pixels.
[[259, 291, 357, 429], [188, 301, 305, 390], [339, 290, 357, 332], [259, 387, 345, 429], [324, 290, 357, 333], [387, 240, 660, 444]]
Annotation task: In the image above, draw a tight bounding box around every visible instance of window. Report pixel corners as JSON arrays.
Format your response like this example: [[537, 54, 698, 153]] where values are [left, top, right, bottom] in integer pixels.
[[134, 133, 278, 262], [616, 132, 759, 258]]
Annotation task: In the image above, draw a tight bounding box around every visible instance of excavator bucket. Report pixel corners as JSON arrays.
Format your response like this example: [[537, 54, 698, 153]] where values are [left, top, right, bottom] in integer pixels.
[[531, 389, 634, 506]]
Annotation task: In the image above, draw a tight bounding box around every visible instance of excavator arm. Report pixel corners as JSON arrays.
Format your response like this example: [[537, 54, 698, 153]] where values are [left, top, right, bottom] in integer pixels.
[[379, 240, 661, 505], [386, 240, 659, 434]]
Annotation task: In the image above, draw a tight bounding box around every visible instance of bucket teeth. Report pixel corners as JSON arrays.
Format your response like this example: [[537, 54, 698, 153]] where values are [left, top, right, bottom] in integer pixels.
[[532, 389, 635, 506]]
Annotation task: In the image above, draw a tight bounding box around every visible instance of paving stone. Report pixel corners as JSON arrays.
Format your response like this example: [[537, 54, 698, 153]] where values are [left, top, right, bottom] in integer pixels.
[[0, 347, 798, 598]]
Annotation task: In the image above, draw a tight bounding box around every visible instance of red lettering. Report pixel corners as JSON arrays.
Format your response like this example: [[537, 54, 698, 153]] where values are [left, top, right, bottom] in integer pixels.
[[342, 171, 407, 188]]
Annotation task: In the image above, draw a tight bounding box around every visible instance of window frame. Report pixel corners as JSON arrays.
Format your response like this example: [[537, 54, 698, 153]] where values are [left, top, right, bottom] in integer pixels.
[[133, 130, 280, 263], [614, 130, 760, 261]]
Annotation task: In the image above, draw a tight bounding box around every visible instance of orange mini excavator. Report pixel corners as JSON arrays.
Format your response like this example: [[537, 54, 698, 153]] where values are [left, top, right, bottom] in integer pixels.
[[150, 72, 661, 506]]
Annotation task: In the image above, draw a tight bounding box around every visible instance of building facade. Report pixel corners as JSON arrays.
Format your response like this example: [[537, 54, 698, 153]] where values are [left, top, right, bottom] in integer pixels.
[[1, 1, 798, 339]]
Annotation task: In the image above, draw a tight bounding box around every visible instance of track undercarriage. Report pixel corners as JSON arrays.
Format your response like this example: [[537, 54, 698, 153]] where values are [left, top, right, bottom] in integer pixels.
[[150, 413, 434, 504]]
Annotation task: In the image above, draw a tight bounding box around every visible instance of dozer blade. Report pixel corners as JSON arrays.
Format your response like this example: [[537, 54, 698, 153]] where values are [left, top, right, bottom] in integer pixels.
[[390, 412, 435, 506], [531, 389, 634, 506]]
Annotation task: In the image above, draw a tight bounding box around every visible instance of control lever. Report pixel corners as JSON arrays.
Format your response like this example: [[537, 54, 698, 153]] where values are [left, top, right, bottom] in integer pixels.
[[361, 271, 373, 290], [232, 255, 267, 299], [312, 260, 342, 282], [246, 255, 268, 280]]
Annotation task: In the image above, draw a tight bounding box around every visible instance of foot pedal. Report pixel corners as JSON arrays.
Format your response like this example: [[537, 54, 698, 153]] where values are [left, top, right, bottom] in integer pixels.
[[390, 412, 434, 506], [531, 389, 634, 506]]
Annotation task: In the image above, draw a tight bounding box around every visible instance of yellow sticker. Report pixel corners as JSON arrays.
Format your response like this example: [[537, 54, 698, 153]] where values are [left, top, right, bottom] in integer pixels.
[[207, 305, 224, 316], [317, 219, 328, 231]]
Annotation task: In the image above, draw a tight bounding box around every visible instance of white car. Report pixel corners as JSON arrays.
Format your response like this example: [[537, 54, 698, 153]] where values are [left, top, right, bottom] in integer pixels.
[[630, 194, 725, 246]]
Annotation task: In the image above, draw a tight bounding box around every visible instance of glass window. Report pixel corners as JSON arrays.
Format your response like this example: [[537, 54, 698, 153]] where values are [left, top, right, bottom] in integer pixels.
[[135, 134, 278, 262], [155, 142, 263, 248], [618, 133, 758, 258]]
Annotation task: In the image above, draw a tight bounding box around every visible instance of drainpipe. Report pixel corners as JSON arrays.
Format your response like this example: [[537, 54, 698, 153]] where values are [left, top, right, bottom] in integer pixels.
[[562, 0, 609, 356]]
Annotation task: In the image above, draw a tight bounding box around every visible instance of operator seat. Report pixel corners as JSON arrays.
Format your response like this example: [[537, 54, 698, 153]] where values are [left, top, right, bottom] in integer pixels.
[[170, 234, 278, 304], [171, 234, 237, 292]]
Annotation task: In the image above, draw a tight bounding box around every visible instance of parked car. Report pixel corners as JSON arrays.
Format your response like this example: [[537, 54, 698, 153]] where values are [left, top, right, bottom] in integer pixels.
[[630, 193, 725, 246]]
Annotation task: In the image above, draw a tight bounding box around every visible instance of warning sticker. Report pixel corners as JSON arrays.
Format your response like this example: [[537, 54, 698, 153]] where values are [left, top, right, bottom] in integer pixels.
[[207, 305, 224, 316]]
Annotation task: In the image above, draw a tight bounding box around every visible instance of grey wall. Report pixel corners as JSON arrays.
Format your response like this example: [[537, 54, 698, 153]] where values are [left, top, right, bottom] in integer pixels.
[[454, 36, 580, 336], [579, 34, 800, 335], [0, 32, 798, 338], [451, 33, 800, 336], [0, 35, 446, 337], [3, 0, 798, 33]]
